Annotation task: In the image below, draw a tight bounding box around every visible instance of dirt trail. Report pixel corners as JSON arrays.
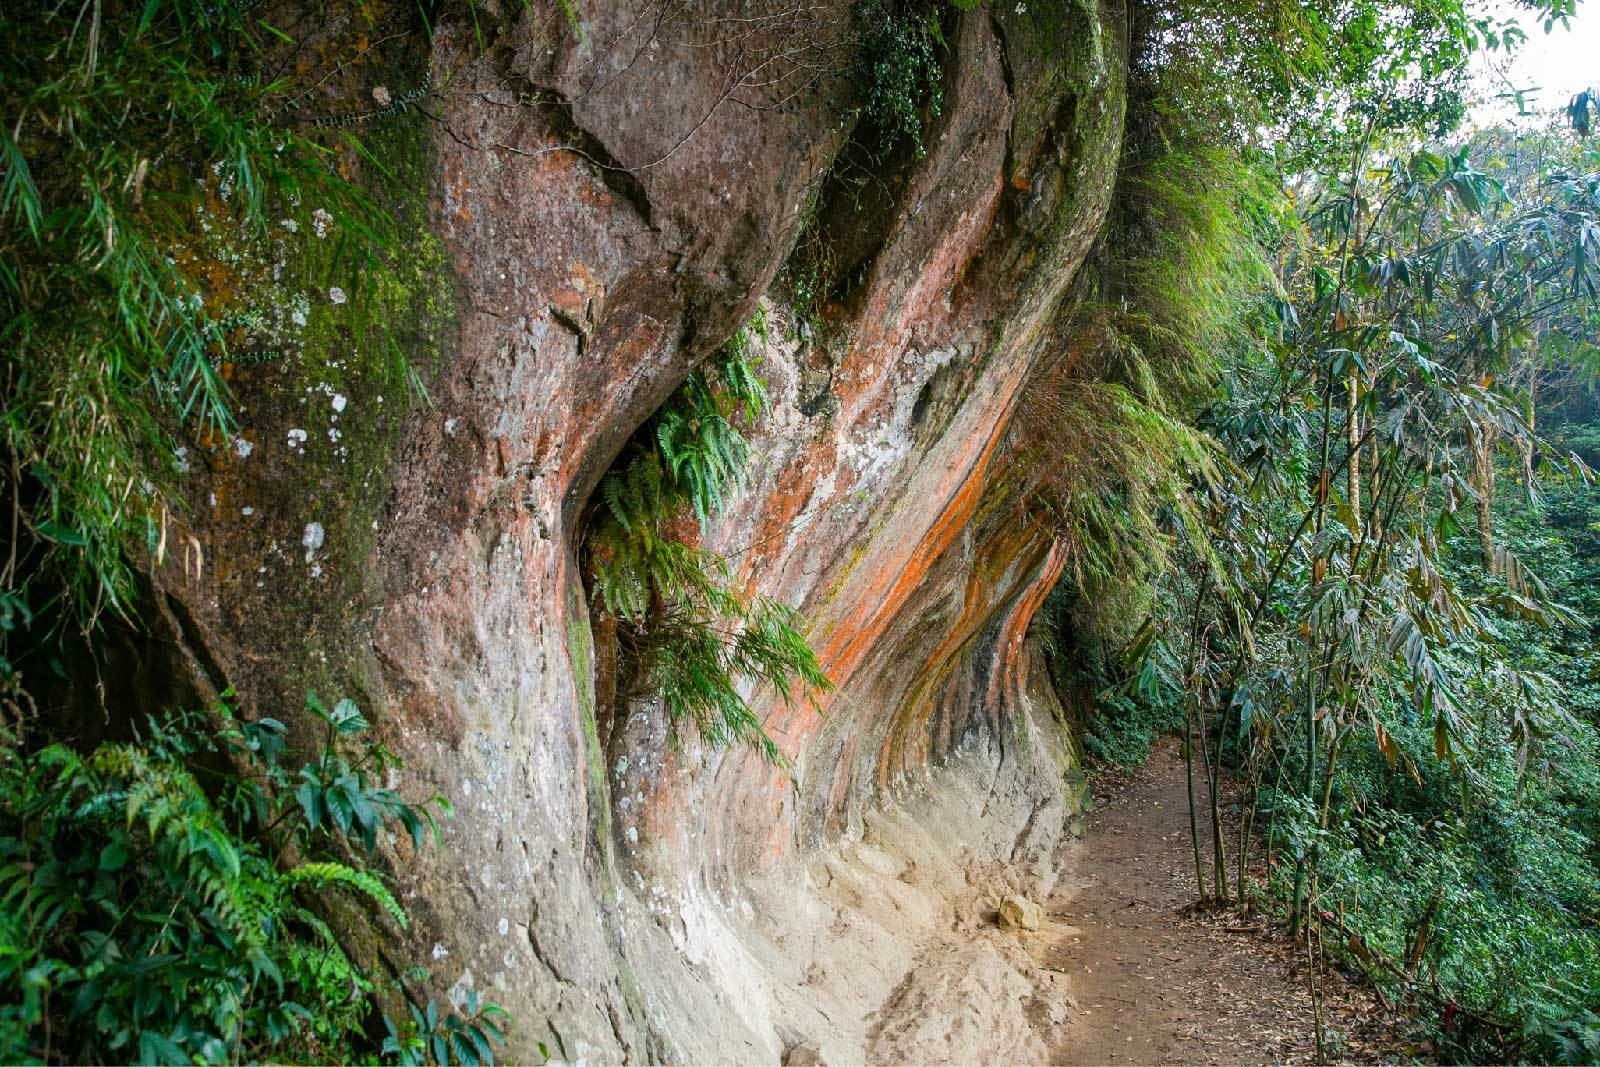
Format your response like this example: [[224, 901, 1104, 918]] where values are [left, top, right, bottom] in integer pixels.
[[1032, 738, 1402, 1065]]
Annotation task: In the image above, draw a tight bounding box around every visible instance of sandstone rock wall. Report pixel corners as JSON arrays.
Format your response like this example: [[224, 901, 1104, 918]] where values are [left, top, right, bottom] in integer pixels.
[[148, 0, 1130, 1059]]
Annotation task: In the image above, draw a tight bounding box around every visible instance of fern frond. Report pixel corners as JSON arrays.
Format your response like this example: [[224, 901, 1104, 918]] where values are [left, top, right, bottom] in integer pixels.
[[286, 861, 408, 928], [602, 473, 631, 533]]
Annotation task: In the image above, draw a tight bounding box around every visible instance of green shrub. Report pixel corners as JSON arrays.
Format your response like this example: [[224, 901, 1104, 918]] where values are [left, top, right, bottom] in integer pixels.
[[1258, 706, 1600, 1062], [854, 0, 946, 158], [0, 693, 508, 1065], [1082, 692, 1187, 768]]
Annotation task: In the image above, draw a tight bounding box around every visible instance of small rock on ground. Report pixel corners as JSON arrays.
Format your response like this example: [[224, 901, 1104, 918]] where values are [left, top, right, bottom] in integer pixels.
[[1000, 894, 1043, 930], [783, 1042, 825, 1066]]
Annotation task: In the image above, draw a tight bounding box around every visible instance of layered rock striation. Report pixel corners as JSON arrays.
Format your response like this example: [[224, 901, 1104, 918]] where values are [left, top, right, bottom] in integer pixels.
[[143, 0, 1131, 1059]]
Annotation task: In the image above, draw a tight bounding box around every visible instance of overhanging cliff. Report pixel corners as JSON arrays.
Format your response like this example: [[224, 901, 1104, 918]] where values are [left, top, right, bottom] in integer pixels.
[[142, 0, 1131, 1059]]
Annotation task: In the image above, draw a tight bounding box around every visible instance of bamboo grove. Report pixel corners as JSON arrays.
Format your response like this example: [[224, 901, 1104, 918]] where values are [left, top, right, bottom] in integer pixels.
[[1040, 6, 1600, 1057]]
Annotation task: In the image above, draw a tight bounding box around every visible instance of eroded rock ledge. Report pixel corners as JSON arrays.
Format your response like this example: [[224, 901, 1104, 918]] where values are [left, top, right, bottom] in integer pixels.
[[146, 0, 1130, 1059]]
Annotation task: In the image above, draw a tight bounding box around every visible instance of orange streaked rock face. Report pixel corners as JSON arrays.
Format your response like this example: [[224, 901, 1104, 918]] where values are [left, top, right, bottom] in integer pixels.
[[143, 0, 1130, 1059]]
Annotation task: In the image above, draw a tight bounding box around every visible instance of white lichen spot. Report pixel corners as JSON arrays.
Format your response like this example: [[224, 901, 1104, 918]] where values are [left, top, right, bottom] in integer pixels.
[[233, 437, 254, 460], [328, 427, 341, 443], [301, 521, 325, 562], [174, 446, 190, 474], [372, 85, 393, 106], [328, 286, 347, 305], [432, 943, 450, 960], [310, 562, 323, 578], [447, 968, 476, 1011], [626, 825, 639, 844], [242, 507, 254, 516], [497, 917, 509, 936], [331, 393, 348, 413], [311, 207, 333, 238], [287, 428, 308, 449], [444, 417, 459, 436], [209, 492, 218, 508], [281, 218, 298, 234]]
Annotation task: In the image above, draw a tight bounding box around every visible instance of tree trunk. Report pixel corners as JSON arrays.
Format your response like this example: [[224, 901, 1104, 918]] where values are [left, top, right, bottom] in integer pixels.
[[1347, 368, 1361, 561], [1469, 417, 1499, 573]]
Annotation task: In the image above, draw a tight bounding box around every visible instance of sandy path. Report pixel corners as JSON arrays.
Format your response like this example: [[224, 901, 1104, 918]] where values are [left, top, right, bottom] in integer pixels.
[[1033, 739, 1402, 1066]]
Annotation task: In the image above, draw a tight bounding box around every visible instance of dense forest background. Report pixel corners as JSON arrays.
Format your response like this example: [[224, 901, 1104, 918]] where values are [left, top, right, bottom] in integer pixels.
[[1050, 80, 1600, 1067], [3, 0, 1600, 1062]]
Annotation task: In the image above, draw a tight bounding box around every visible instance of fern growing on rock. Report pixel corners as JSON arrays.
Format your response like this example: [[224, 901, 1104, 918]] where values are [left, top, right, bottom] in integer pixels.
[[2, 2, 341, 622], [588, 310, 829, 761]]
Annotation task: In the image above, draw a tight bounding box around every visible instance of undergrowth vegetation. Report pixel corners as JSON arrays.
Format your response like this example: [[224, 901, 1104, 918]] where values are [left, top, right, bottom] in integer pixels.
[[586, 310, 830, 760], [0, 693, 508, 1065]]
